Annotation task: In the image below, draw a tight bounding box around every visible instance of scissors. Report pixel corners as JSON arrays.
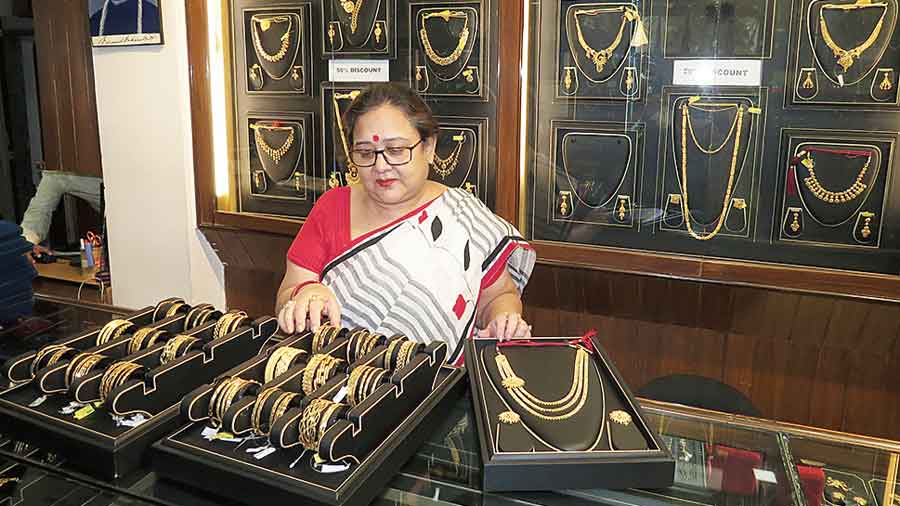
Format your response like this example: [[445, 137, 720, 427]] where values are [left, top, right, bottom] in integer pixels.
[[85, 231, 102, 247]]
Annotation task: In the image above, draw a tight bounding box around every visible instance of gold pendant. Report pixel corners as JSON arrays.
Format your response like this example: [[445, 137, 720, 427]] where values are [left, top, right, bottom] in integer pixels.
[[294, 172, 302, 192], [625, 68, 634, 91], [341, 0, 355, 13], [328, 24, 336, 47], [328, 171, 341, 189], [463, 69, 474, 83], [881, 72, 893, 90], [415, 67, 422, 81], [837, 52, 854, 72], [463, 182, 476, 194], [861, 213, 874, 239], [791, 211, 801, 233], [617, 199, 626, 221], [609, 410, 632, 426], [803, 71, 814, 89], [346, 165, 360, 185], [669, 194, 682, 205], [501, 376, 525, 389], [733, 198, 747, 210], [499, 411, 521, 425], [564, 67, 573, 90], [291, 67, 300, 81], [260, 19, 271, 31], [592, 52, 608, 73], [374, 22, 382, 44], [559, 191, 572, 217]]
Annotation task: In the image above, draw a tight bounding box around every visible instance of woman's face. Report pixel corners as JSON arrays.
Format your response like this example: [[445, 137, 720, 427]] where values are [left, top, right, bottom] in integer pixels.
[[351, 104, 435, 205]]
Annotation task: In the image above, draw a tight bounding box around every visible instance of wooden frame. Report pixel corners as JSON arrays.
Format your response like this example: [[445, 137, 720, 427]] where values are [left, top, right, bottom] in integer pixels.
[[184, 0, 900, 302]]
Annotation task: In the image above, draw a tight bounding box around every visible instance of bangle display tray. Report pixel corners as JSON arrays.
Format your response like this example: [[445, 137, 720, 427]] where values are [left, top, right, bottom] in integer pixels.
[[466, 334, 675, 491]]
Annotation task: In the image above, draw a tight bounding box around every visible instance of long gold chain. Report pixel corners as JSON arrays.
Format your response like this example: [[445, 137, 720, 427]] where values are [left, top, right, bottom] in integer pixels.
[[332, 91, 361, 184], [250, 15, 292, 63], [686, 104, 741, 154], [433, 132, 466, 179], [337, 0, 365, 33], [679, 102, 745, 241], [251, 123, 294, 164], [799, 149, 870, 203], [494, 346, 590, 421], [819, 2, 888, 72], [573, 6, 637, 74], [420, 10, 470, 67]]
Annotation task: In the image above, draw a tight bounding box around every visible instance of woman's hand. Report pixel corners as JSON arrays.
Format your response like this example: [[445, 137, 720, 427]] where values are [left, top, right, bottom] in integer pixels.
[[477, 312, 531, 341], [278, 283, 341, 334]]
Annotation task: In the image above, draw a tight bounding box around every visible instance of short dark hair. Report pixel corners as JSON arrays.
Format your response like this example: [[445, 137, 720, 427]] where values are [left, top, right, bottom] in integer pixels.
[[343, 83, 439, 144]]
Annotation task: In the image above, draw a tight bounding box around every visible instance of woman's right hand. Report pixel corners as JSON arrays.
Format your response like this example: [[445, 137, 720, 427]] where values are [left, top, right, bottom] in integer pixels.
[[278, 283, 342, 334]]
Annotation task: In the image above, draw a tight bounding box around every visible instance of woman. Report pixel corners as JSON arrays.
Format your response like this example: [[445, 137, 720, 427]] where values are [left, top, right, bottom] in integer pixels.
[[276, 83, 535, 364]]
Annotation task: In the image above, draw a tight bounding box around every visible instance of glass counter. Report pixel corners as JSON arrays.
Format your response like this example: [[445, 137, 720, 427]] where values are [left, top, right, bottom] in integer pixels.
[[1, 296, 897, 506]]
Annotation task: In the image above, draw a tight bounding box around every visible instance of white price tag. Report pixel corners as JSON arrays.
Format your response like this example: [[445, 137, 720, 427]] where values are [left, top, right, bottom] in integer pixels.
[[332, 386, 348, 404], [254, 447, 277, 460], [29, 395, 47, 408]]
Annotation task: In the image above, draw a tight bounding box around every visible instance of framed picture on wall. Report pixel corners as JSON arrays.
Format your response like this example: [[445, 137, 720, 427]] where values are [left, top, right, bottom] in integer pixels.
[[90, 0, 164, 47]]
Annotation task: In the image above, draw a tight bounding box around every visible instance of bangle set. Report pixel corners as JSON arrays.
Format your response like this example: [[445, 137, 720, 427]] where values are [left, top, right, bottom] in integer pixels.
[[382, 337, 420, 371], [301, 354, 345, 395], [96, 320, 135, 346], [64, 352, 106, 388], [152, 298, 183, 321], [298, 398, 345, 451], [264, 347, 308, 383], [128, 328, 166, 355], [250, 387, 299, 436], [164, 302, 187, 318], [31, 344, 75, 377], [346, 365, 388, 407], [99, 361, 143, 403], [208, 376, 260, 428], [311, 325, 342, 354], [214, 311, 249, 340], [346, 329, 382, 362], [184, 304, 217, 330], [160, 335, 200, 365]]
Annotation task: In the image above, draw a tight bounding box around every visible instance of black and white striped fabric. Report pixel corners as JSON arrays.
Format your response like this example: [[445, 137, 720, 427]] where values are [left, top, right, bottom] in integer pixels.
[[321, 188, 535, 364]]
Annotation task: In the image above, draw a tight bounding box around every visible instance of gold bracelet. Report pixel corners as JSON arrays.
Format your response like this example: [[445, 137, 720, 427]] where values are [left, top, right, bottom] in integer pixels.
[[97, 319, 134, 346], [269, 391, 299, 429], [299, 399, 332, 450], [314, 355, 343, 392], [128, 327, 156, 354], [302, 354, 327, 395], [31, 344, 69, 376], [250, 387, 282, 435], [64, 352, 104, 388], [165, 302, 186, 318], [264, 347, 307, 383], [317, 401, 343, 443], [396, 341, 418, 370], [346, 366, 372, 406], [99, 361, 142, 403]]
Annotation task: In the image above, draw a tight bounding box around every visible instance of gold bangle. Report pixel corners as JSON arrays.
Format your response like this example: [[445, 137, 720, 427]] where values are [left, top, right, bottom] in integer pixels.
[[317, 401, 343, 443], [346, 366, 371, 406], [184, 304, 213, 329], [299, 399, 332, 450], [250, 387, 282, 435], [302, 354, 327, 395], [97, 319, 134, 346], [99, 361, 141, 403], [65, 352, 104, 388], [45, 347, 72, 368], [265, 347, 307, 383], [32, 344, 68, 376], [153, 298, 182, 321], [396, 341, 418, 370], [269, 391, 299, 429], [313, 355, 343, 393], [160, 335, 199, 365], [165, 302, 186, 318], [208, 378, 235, 425], [128, 327, 156, 354], [383, 338, 405, 369]]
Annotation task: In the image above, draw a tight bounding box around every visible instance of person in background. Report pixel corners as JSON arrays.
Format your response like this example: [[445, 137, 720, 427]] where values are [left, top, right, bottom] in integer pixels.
[[275, 83, 536, 364], [19, 171, 102, 260]]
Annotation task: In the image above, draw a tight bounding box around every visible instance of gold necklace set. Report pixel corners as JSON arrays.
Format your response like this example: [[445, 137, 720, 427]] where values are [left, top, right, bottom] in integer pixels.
[[332, 91, 361, 184], [573, 6, 639, 74], [494, 346, 590, 422], [799, 150, 871, 203], [679, 101, 745, 241], [251, 15, 292, 63], [819, 1, 888, 73], [433, 132, 466, 179], [251, 123, 295, 165], [420, 10, 470, 67], [337, 0, 365, 34]]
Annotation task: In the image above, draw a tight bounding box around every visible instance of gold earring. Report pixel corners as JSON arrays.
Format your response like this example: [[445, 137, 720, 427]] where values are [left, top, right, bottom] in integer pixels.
[[803, 71, 814, 89]]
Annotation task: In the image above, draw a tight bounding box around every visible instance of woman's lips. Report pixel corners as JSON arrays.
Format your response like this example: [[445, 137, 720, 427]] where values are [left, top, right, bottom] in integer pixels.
[[376, 178, 397, 188]]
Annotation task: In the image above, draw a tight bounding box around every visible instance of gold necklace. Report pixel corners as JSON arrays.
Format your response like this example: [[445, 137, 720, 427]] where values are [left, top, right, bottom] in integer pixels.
[[251, 123, 295, 164], [250, 15, 292, 63], [819, 2, 888, 73], [686, 103, 741, 154], [433, 132, 465, 179], [573, 6, 637, 74], [420, 10, 470, 67], [799, 149, 870, 203], [337, 0, 365, 33], [679, 102, 745, 241], [332, 91, 361, 184], [494, 346, 590, 421]]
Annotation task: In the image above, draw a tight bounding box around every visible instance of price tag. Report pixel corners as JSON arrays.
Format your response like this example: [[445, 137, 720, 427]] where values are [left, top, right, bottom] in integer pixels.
[[748, 107, 762, 114], [74, 404, 95, 420], [452, 135, 465, 141], [332, 386, 348, 404], [254, 447, 277, 460], [28, 395, 47, 408]]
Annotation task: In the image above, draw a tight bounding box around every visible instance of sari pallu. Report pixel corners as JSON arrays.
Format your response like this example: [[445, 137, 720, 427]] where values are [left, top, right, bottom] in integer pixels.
[[321, 189, 535, 365]]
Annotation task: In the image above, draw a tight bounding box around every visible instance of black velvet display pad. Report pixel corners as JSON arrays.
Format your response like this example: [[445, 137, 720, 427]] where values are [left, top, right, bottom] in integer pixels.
[[323, 0, 394, 56], [467, 336, 674, 492], [410, 1, 486, 98], [154, 335, 465, 506], [243, 6, 309, 94], [0, 314, 278, 480]]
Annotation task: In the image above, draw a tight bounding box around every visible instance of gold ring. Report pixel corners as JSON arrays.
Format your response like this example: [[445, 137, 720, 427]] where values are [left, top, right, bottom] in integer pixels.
[[308, 295, 324, 302]]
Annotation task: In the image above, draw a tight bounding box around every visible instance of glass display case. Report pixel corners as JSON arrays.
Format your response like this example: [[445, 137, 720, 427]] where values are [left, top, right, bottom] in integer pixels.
[[523, 0, 900, 275]]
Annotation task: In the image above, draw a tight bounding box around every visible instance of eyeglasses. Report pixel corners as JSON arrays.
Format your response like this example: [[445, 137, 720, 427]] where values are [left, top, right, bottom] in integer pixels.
[[349, 139, 423, 167]]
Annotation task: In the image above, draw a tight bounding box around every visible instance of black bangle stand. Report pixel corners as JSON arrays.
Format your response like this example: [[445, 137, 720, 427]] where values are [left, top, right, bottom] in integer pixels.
[[154, 330, 465, 506], [0, 301, 277, 480], [466, 335, 675, 492]]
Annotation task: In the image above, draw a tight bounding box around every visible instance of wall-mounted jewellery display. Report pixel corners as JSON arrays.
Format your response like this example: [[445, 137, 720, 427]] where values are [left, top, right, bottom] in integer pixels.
[[323, 0, 395, 56], [787, 0, 900, 108], [239, 114, 317, 216], [663, 0, 777, 58], [154, 326, 465, 506], [549, 120, 644, 229], [775, 129, 894, 248], [243, 6, 311, 94], [466, 334, 674, 491], [409, 1, 488, 99], [431, 116, 488, 201], [0, 299, 275, 480], [556, 0, 649, 100], [657, 89, 765, 242]]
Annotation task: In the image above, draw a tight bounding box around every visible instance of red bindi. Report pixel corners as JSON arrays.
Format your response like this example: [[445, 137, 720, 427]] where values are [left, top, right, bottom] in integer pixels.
[[372, 134, 380, 142]]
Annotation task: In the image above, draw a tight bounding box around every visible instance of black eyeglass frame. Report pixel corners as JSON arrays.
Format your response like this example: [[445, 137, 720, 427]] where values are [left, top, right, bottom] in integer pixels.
[[349, 139, 424, 167]]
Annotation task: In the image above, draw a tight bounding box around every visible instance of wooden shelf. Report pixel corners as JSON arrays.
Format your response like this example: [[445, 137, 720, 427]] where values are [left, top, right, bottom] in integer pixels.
[[36, 262, 100, 286]]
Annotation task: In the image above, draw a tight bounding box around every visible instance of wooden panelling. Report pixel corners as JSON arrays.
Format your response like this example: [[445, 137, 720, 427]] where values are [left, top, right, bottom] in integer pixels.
[[32, 0, 101, 176]]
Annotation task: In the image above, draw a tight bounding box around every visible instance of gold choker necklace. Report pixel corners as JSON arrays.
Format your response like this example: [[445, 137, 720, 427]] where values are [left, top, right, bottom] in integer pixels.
[[420, 10, 470, 67], [251, 15, 292, 63], [799, 148, 871, 203], [819, 2, 888, 73], [332, 91, 361, 184], [494, 346, 590, 421], [679, 102, 745, 241], [251, 123, 295, 164], [433, 132, 466, 179], [573, 6, 639, 74]]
